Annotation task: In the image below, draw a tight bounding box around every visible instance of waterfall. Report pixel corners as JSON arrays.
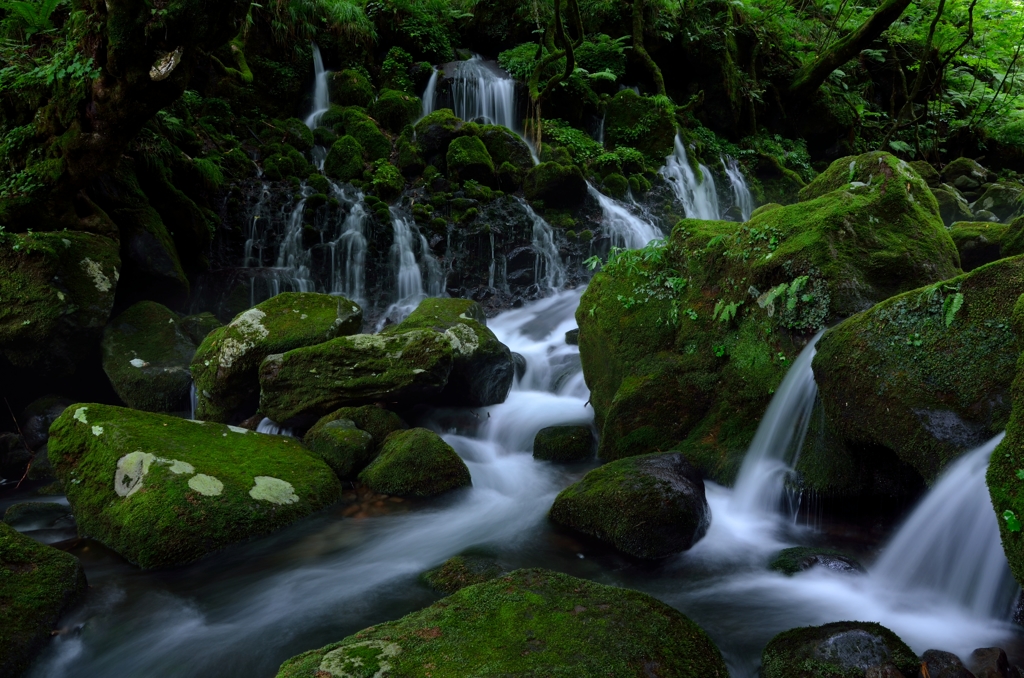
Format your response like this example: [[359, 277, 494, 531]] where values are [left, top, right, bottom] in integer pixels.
[[189, 382, 197, 420], [447, 55, 519, 131], [730, 331, 823, 518], [595, 113, 606, 146], [871, 433, 1019, 619], [660, 134, 721, 221], [723, 156, 755, 222], [327, 184, 368, 307], [587, 184, 662, 249], [305, 43, 331, 130], [519, 199, 565, 292], [420, 67, 439, 120], [256, 418, 293, 437], [381, 209, 445, 325]]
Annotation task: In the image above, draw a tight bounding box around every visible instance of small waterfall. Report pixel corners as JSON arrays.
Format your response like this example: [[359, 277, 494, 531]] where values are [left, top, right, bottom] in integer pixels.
[[420, 67, 439, 120], [327, 184, 368, 307], [382, 209, 445, 324], [305, 43, 331, 130], [447, 55, 519, 131], [723, 156, 755, 222], [519, 199, 565, 292], [660, 134, 721, 221], [871, 433, 1018, 619], [189, 382, 197, 420], [730, 331, 824, 518], [256, 418, 293, 437], [243, 184, 273, 267], [587, 184, 662, 249], [595, 113, 606, 146]]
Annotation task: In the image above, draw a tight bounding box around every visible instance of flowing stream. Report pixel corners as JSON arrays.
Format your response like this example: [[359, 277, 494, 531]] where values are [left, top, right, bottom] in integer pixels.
[[661, 134, 721, 221]]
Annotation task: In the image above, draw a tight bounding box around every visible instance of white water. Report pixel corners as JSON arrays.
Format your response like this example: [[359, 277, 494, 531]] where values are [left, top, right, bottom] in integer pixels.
[[381, 209, 445, 325], [588, 184, 662, 249], [446, 55, 519, 131], [660, 134, 721, 221], [420, 68, 439, 120], [519, 199, 566, 293], [327, 184, 368, 307], [723, 156, 755, 222], [304, 44, 331, 130], [256, 417, 294, 437]]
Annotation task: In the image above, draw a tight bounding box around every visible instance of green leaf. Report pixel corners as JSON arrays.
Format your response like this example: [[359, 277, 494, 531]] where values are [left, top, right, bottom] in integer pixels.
[[944, 292, 965, 327], [1004, 510, 1022, 533]]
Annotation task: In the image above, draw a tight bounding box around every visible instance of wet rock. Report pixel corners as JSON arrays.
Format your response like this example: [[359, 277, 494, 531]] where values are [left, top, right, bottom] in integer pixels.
[[761, 621, 918, 678], [324, 135, 364, 183], [975, 209, 1001, 222], [867, 665, 909, 678], [3, 501, 73, 530], [549, 453, 710, 559], [47, 403, 342, 568], [306, 405, 408, 453], [359, 428, 470, 498], [328, 69, 374, 108], [921, 649, 976, 678], [102, 301, 196, 412], [565, 328, 580, 345], [975, 183, 1024, 223], [533, 425, 596, 462], [950, 222, 1008, 272], [191, 292, 362, 423], [27, 445, 55, 481], [446, 135, 495, 186], [421, 553, 505, 594], [0, 231, 120, 379], [303, 419, 375, 480], [768, 546, 865, 575], [524, 162, 587, 209], [0, 522, 87, 677], [477, 125, 533, 172], [413, 108, 470, 168], [909, 160, 942, 188], [179, 312, 222, 345], [21, 395, 72, 451], [274, 568, 728, 678], [969, 648, 1021, 678], [813, 256, 1024, 487], [943, 157, 993, 192], [512, 352, 527, 380], [369, 89, 419, 133], [933, 186, 974, 225]]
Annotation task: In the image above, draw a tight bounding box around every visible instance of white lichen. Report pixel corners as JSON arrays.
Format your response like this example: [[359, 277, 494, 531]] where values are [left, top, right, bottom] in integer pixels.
[[218, 308, 269, 369], [318, 641, 402, 678], [166, 459, 195, 475], [80, 258, 112, 293], [73, 407, 88, 424], [115, 451, 156, 497], [249, 476, 299, 504], [150, 46, 183, 81], [91, 426, 104, 436], [130, 358, 147, 368], [188, 474, 224, 496], [349, 334, 387, 350], [444, 323, 479, 356], [227, 425, 249, 434]]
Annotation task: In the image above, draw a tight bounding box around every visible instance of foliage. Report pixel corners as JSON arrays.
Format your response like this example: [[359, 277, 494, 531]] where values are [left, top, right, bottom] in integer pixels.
[[254, 0, 376, 47], [542, 119, 604, 162]]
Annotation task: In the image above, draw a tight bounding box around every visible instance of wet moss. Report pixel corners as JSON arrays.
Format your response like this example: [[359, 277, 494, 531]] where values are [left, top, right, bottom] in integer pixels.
[[446, 135, 494, 186], [358, 428, 470, 498], [48, 404, 343, 569], [949, 221, 1009, 271], [0, 523, 87, 677], [768, 547, 864, 576], [307, 405, 408, 452], [533, 425, 596, 462], [421, 554, 505, 594], [330, 69, 375, 108], [324, 135, 365, 183], [303, 419, 374, 480], [274, 568, 728, 678], [370, 89, 420, 133], [761, 621, 917, 678], [524, 162, 587, 209]]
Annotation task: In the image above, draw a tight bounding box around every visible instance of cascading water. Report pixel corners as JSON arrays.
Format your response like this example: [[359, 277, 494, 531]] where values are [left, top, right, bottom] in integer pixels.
[[446, 55, 519, 131], [587, 184, 662, 249], [723, 156, 755, 222], [729, 331, 823, 518], [304, 44, 330, 130], [519, 199, 566, 293], [420, 67, 439, 120], [660, 134, 721, 221], [327, 184, 368, 306], [381, 209, 445, 325], [871, 433, 1018, 619]]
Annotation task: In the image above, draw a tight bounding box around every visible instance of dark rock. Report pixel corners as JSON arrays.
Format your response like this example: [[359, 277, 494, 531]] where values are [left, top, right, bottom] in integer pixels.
[[975, 183, 1024, 222], [921, 649, 977, 678], [3, 502, 74, 530], [524, 162, 587, 209], [565, 328, 580, 345], [511, 352, 527, 380], [303, 419, 375, 480], [421, 553, 505, 594], [768, 547, 865, 575], [969, 648, 1021, 678], [533, 425, 596, 462], [179, 312, 223, 345], [21, 395, 73, 451], [933, 186, 974, 225], [761, 621, 919, 678], [0, 432, 32, 482]]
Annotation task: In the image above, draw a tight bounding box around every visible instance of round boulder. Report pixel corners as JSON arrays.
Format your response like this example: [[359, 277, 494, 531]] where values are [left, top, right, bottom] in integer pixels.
[[303, 419, 375, 480], [549, 452, 710, 559], [921, 649, 976, 678], [533, 425, 596, 462], [761, 621, 918, 678], [768, 547, 865, 576], [359, 428, 471, 497]]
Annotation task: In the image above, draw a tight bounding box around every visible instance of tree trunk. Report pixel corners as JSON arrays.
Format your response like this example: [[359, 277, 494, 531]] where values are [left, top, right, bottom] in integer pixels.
[[632, 0, 666, 96]]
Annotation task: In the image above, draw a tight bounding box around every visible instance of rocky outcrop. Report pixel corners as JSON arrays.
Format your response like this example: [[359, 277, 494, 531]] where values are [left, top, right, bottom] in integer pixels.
[[761, 621, 918, 678]]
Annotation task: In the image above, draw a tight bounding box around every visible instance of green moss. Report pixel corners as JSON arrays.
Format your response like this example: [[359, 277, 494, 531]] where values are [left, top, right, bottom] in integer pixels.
[[280, 117, 314, 152], [330, 69, 375, 108], [0, 523, 87, 677], [303, 419, 374, 480], [358, 428, 470, 497], [274, 569, 728, 678], [604, 90, 676, 164], [180, 312, 223, 345], [396, 133, 425, 176], [813, 256, 1024, 484], [1003, 215, 1024, 257], [307, 174, 332, 195], [324, 136, 365, 183], [949, 221, 1009, 271], [48, 404, 342, 569], [101, 300, 196, 412], [446, 135, 494, 186], [369, 160, 405, 202], [191, 292, 362, 422], [371, 89, 420, 133], [524, 162, 587, 208], [307, 405, 408, 452], [348, 119, 391, 162], [477, 125, 533, 171], [421, 554, 504, 594], [413, 108, 468, 166], [603, 172, 629, 199], [761, 621, 917, 678], [533, 425, 595, 462], [549, 453, 709, 559]]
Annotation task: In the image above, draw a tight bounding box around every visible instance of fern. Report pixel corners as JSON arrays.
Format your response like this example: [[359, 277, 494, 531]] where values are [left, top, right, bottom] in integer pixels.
[[944, 292, 965, 327]]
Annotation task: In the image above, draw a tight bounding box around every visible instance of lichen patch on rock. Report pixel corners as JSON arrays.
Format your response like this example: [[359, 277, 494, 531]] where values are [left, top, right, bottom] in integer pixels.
[[250, 476, 300, 504], [73, 407, 88, 424], [188, 474, 224, 496], [115, 451, 157, 497], [80, 257, 112, 293], [318, 641, 402, 678]]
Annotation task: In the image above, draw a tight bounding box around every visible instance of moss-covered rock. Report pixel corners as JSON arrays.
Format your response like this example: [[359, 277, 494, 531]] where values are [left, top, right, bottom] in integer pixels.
[[324, 136, 365, 183], [48, 404, 342, 568], [533, 425, 596, 462], [190, 293, 362, 423], [358, 428, 470, 497], [180, 311, 223, 345], [949, 221, 1009, 272], [813, 256, 1024, 486], [932, 186, 974, 226], [446, 135, 495, 186], [942, 157, 992, 191], [384, 298, 514, 407], [975, 182, 1024, 222], [603, 172, 629, 199], [348, 118, 391, 162], [0, 231, 120, 378], [579, 152, 960, 481], [477, 125, 534, 171], [604, 89, 677, 163], [0, 522, 87, 677], [768, 547, 864, 576], [3, 501, 73, 530], [413, 108, 468, 167], [258, 330, 455, 427], [101, 301, 196, 412], [524, 162, 587, 209], [549, 453, 709, 559], [909, 160, 941, 188], [421, 554, 505, 594], [761, 621, 918, 678], [329, 69, 375, 108], [371, 89, 420, 133], [303, 418, 374, 480], [280, 117, 315, 152], [307, 405, 408, 452], [276, 568, 727, 677]]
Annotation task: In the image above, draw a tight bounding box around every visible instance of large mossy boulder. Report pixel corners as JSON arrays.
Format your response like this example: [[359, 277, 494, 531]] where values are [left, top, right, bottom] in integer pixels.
[[524, 162, 587, 209], [358, 428, 470, 497], [101, 300, 196, 412], [303, 419, 374, 480], [478, 125, 534, 171], [307, 405, 408, 451], [0, 231, 120, 378], [950, 221, 1009, 271], [413, 108, 468, 167], [48, 404, 343, 569], [384, 298, 515, 407], [761, 621, 918, 678], [259, 330, 455, 427], [549, 453, 710, 559], [274, 568, 728, 678], [0, 523, 87, 677], [446, 135, 495, 186], [812, 256, 1024, 488], [604, 89, 677, 162], [943, 157, 993, 191], [533, 425, 596, 462], [370, 89, 420, 133], [191, 292, 362, 423], [421, 553, 506, 594], [324, 136, 365, 183], [329, 69, 375, 108], [579, 152, 960, 481]]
